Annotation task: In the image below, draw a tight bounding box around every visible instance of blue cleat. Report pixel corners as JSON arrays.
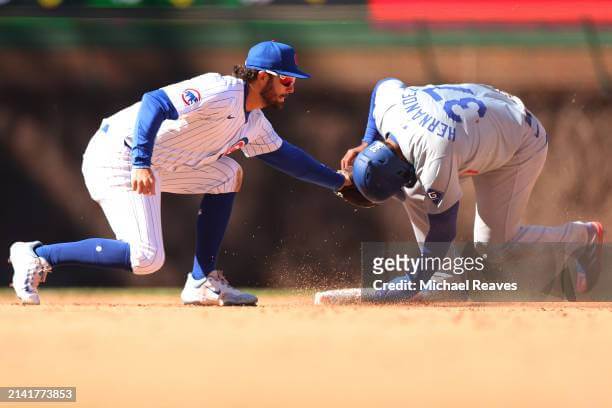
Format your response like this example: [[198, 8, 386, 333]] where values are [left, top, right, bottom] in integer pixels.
[[576, 222, 604, 294], [374, 274, 418, 303]]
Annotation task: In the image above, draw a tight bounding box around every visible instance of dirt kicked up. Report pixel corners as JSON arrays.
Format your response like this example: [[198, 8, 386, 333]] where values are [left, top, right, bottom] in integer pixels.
[[1, 288, 611, 408]]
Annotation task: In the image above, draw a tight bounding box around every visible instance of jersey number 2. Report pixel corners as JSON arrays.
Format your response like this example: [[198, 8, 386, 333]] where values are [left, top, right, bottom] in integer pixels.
[[422, 86, 487, 123]]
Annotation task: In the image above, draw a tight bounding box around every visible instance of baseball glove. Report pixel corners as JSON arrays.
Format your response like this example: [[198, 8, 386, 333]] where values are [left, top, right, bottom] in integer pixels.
[[335, 170, 377, 208]]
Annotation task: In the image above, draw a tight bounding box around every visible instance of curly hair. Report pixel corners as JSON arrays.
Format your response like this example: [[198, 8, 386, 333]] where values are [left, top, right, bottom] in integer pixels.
[[232, 65, 259, 83]]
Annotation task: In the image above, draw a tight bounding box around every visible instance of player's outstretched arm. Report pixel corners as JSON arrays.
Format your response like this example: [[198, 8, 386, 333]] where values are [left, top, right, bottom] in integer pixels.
[[341, 78, 399, 169], [257, 140, 349, 191], [341, 142, 369, 170]]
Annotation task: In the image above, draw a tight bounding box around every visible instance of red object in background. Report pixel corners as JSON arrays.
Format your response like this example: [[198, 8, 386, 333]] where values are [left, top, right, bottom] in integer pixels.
[[369, 0, 612, 24]]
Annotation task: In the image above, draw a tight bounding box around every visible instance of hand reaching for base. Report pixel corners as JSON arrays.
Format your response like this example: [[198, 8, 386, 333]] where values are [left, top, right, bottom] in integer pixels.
[[340, 142, 369, 170]]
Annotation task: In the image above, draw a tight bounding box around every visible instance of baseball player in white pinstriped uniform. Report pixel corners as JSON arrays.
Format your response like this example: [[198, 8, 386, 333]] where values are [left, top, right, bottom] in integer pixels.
[[335, 79, 604, 301], [9, 41, 349, 306]]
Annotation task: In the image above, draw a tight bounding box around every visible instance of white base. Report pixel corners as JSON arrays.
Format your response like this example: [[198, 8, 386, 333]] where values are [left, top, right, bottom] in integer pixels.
[[314, 288, 376, 305]]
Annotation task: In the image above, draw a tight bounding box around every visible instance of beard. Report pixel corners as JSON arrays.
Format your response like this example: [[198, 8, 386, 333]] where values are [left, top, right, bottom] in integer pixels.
[[260, 78, 286, 110]]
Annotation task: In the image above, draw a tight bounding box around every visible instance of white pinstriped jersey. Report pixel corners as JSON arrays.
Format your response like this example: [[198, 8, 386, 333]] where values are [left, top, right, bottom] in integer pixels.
[[99, 73, 282, 171], [373, 79, 543, 213]]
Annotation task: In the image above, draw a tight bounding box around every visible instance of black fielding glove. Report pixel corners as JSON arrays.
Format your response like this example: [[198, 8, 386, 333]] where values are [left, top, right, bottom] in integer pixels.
[[334, 169, 377, 209]]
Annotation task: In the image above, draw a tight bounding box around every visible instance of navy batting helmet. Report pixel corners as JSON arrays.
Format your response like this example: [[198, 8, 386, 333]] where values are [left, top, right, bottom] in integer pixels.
[[352, 140, 417, 203]]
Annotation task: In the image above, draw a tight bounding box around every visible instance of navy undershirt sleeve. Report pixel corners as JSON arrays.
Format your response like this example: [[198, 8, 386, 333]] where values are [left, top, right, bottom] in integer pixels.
[[132, 89, 179, 169], [362, 84, 383, 144], [362, 78, 400, 144], [257, 141, 345, 191]]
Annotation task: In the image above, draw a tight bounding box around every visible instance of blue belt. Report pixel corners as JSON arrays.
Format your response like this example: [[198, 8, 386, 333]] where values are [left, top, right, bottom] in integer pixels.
[[525, 110, 543, 139]]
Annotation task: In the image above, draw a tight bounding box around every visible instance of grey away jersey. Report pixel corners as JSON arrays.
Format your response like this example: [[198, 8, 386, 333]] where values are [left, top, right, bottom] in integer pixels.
[[373, 79, 543, 214]]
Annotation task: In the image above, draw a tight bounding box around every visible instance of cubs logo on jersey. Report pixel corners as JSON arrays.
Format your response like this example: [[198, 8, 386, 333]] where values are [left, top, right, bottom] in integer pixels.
[[224, 137, 249, 156], [181, 89, 201, 106]]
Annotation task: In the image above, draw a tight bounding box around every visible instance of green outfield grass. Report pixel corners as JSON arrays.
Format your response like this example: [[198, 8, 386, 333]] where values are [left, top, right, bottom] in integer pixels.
[[2, 17, 611, 49]]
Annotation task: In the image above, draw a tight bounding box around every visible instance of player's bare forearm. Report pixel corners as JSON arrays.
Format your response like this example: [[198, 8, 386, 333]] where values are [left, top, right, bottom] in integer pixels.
[[341, 141, 369, 170]]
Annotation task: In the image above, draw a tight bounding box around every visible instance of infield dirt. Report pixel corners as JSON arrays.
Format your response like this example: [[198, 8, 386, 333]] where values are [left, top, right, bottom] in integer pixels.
[[1, 288, 611, 407]]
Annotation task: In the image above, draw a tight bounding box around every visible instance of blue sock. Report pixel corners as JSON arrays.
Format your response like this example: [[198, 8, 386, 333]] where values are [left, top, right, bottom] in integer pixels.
[[34, 238, 132, 271], [192, 193, 236, 280]]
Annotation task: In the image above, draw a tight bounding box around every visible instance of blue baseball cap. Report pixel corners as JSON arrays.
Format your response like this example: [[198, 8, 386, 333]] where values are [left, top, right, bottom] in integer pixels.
[[245, 41, 310, 79], [352, 140, 417, 203]]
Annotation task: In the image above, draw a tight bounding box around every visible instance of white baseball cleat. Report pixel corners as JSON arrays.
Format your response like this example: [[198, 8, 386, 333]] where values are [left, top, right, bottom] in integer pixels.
[[181, 270, 257, 306], [9, 241, 52, 305]]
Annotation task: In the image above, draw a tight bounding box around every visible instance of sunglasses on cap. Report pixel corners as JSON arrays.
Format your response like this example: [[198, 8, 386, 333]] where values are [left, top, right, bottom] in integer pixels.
[[264, 70, 296, 87]]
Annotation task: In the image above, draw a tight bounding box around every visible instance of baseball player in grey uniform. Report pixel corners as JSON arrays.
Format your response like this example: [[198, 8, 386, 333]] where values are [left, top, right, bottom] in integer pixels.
[[9, 41, 349, 306], [336, 78, 603, 300]]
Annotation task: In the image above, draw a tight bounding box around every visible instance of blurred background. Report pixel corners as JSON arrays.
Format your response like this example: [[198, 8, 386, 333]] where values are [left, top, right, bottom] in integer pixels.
[[2, 0, 612, 288]]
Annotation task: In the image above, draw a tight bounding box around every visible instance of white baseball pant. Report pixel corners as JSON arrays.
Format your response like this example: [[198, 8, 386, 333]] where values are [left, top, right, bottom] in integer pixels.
[[81, 129, 243, 275], [401, 116, 589, 257]]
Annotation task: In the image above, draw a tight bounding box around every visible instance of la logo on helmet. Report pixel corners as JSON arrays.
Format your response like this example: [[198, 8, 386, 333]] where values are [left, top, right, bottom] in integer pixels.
[[369, 143, 384, 153]]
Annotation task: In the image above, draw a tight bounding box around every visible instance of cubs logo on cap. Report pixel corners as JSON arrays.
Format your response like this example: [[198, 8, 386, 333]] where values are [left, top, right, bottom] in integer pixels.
[[245, 41, 310, 79]]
